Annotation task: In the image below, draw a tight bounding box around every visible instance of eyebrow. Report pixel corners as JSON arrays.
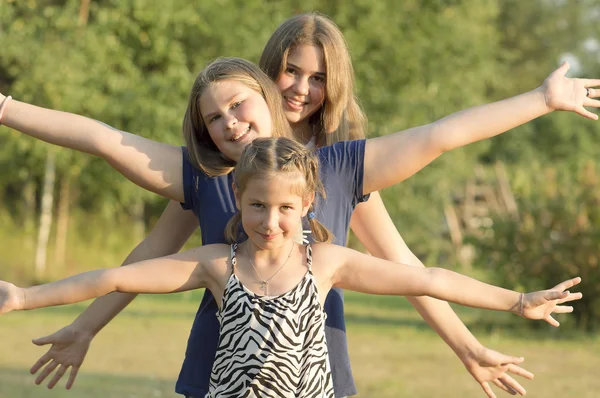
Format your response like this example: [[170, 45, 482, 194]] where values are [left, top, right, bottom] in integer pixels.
[[287, 62, 326, 78], [247, 197, 296, 206]]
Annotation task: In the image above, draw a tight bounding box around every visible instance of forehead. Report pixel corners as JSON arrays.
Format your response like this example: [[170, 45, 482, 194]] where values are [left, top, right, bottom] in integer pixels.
[[199, 80, 257, 112], [242, 173, 306, 201], [287, 44, 325, 72]]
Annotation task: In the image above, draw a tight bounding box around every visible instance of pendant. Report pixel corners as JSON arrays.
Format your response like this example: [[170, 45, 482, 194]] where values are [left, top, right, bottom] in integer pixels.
[[258, 281, 268, 295]]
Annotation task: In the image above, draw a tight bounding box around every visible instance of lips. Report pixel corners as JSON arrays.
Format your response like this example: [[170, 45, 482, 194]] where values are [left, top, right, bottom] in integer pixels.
[[230, 126, 250, 142], [259, 232, 279, 241], [284, 97, 307, 111]]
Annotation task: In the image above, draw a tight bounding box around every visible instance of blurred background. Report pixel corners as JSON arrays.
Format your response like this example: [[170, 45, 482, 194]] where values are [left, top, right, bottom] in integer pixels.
[[0, 0, 599, 396]]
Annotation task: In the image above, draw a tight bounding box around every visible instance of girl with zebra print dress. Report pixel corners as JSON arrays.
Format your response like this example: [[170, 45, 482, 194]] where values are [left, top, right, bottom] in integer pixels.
[[0, 137, 583, 397]]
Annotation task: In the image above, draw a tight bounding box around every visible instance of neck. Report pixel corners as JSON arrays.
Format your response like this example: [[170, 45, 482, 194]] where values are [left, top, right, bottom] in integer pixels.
[[244, 240, 296, 266], [292, 121, 315, 145]]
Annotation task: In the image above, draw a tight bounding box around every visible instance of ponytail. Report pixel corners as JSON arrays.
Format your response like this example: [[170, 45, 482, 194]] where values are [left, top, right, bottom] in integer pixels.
[[224, 212, 243, 244], [307, 207, 333, 243]]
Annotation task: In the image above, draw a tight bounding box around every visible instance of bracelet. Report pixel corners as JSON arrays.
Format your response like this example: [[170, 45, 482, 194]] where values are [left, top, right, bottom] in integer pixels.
[[511, 292, 525, 316], [518, 292, 524, 316], [0, 95, 12, 126]]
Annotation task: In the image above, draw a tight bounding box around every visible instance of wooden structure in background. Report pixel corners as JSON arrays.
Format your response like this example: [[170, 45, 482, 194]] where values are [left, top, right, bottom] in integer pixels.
[[444, 162, 518, 266]]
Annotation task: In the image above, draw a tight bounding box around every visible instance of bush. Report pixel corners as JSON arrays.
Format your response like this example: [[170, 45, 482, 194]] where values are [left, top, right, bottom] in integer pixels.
[[469, 161, 600, 331]]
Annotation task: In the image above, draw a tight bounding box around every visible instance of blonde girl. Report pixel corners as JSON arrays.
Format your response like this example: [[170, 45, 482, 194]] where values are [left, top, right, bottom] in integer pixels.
[[0, 137, 583, 398]]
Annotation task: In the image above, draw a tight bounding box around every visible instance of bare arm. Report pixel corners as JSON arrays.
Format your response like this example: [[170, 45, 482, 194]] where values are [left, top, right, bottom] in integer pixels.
[[363, 63, 600, 194], [0, 96, 184, 202], [324, 244, 581, 324], [10, 245, 218, 312]]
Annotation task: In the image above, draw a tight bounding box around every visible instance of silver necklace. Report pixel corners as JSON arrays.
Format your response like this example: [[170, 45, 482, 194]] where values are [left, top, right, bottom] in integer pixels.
[[245, 243, 294, 295]]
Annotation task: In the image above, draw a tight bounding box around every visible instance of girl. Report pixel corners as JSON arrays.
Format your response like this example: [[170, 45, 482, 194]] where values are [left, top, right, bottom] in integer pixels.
[[0, 137, 583, 398], [0, 55, 598, 398]]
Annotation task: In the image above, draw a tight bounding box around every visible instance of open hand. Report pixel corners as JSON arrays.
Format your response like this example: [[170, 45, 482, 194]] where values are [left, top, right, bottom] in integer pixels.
[[463, 346, 533, 398], [542, 62, 600, 119], [521, 276, 582, 327], [0, 280, 22, 315], [30, 325, 93, 389]]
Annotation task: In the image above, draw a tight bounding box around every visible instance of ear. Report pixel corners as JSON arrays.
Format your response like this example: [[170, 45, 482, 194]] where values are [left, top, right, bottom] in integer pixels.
[[232, 182, 241, 210], [301, 192, 315, 216]]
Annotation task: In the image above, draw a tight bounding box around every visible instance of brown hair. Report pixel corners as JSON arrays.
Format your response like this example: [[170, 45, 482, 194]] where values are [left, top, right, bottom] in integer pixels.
[[259, 12, 367, 147], [183, 57, 294, 176], [225, 137, 332, 243]]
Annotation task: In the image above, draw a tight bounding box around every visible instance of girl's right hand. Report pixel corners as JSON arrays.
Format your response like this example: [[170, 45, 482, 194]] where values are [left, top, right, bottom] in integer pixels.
[[30, 325, 93, 389], [521, 277, 583, 327], [0, 281, 23, 314]]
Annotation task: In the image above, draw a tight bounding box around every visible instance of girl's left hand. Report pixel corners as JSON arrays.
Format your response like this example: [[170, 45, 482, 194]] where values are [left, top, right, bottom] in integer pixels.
[[542, 62, 600, 120], [0, 281, 22, 315], [521, 277, 582, 327]]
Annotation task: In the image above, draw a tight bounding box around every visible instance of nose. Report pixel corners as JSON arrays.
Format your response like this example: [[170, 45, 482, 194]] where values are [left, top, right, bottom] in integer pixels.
[[293, 76, 309, 96], [225, 113, 237, 129], [262, 209, 279, 231]]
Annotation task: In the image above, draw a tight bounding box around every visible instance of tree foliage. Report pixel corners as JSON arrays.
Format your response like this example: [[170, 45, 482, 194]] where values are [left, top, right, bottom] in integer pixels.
[[0, 0, 599, 328]]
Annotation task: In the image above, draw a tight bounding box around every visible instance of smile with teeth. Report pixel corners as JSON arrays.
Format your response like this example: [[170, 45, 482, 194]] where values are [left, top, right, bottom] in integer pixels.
[[286, 97, 307, 109], [230, 126, 250, 142]]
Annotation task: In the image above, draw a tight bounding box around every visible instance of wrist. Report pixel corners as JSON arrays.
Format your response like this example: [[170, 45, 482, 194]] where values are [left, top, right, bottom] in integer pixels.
[[0, 95, 11, 125], [70, 316, 102, 338], [16, 286, 26, 311], [534, 85, 554, 114], [458, 340, 485, 366], [509, 292, 524, 316]]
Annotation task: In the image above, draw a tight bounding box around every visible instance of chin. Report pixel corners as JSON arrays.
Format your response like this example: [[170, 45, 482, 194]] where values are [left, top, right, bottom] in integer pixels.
[[285, 112, 302, 124]]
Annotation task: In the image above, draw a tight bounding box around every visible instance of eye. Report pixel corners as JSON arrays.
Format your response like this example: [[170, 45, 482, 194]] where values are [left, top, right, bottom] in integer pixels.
[[208, 114, 221, 123], [251, 203, 264, 209], [312, 75, 326, 85], [285, 67, 297, 75], [231, 101, 242, 109], [281, 205, 293, 211]]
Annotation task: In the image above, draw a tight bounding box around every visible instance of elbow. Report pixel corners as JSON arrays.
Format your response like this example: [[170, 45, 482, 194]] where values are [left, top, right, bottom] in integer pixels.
[[428, 122, 450, 154], [98, 269, 121, 294], [420, 267, 443, 297]]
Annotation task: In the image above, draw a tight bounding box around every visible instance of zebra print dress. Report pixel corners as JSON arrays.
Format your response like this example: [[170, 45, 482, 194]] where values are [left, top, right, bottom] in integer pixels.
[[205, 243, 334, 398]]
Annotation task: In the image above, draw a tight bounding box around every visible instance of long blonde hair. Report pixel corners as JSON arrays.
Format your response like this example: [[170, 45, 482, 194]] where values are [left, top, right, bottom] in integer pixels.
[[259, 12, 367, 147], [183, 57, 294, 176], [225, 137, 332, 244]]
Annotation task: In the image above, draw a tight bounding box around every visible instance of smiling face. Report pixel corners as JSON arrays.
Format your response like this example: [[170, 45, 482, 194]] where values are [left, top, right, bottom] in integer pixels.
[[199, 80, 273, 162], [235, 173, 311, 251], [276, 44, 326, 129]]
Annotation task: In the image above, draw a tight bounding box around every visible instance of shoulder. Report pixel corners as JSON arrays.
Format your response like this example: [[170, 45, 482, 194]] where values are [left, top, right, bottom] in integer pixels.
[[316, 139, 366, 162], [309, 243, 348, 265], [183, 244, 231, 268], [196, 243, 231, 260]]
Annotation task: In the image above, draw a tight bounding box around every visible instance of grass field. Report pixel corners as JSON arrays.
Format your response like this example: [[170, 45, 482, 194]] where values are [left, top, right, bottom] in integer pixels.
[[0, 217, 597, 397], [1, 290, 598, 398]]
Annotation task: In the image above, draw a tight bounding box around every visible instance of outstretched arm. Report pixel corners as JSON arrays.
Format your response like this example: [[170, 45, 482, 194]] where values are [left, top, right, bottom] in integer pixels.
[[363, 62, 600, 194], [349, 194, 532, 397], [0, 95, 184, 202], [0, 245, 217, 314], [29, 201, 199, 389], [325, 244, 582, 326]]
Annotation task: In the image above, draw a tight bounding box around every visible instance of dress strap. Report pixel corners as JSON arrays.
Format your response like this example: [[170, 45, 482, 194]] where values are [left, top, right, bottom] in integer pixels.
[[305, 244, 313, 272]]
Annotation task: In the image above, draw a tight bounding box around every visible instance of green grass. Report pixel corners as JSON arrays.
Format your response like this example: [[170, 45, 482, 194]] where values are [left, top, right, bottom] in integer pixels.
[[1, 291, 598, 397], [1, 213, 597, 396]]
